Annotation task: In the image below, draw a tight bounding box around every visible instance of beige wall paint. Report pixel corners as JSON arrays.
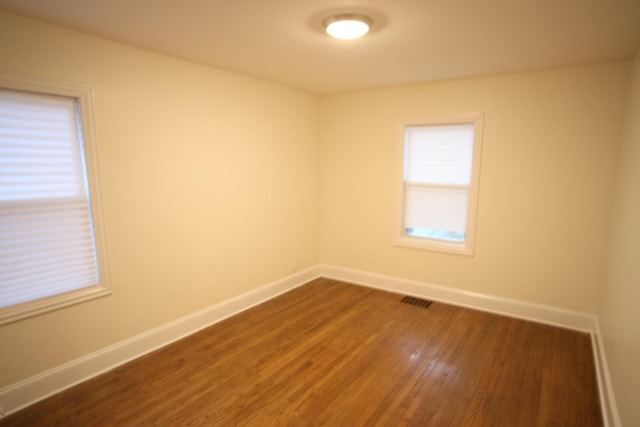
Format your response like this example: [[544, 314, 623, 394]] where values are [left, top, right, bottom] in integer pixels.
[[0, 9, 637, 418], [319, 63, 629, 313], [0, 10, 320, 387], [600, 50, 640, 427]]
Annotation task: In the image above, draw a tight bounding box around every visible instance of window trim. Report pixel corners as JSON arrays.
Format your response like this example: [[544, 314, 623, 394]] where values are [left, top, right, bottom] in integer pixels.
[[0, 74, 111, 325], [394, 113, 484, 256]]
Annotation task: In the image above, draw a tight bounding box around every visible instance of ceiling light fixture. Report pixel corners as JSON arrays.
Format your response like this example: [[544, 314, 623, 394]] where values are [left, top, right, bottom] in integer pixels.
[[323, 14, 372, 40]]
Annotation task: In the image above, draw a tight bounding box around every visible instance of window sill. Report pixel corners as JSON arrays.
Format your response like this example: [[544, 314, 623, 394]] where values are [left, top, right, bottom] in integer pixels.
[[0, 285, 111, 325], [394, 235, 474, 256]]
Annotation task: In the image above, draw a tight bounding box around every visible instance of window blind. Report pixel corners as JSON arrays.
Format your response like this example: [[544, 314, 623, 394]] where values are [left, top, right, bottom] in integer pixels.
[[0, 88, 99, 309], [403, 123, 474, 242], [404, 186, 469, 233]]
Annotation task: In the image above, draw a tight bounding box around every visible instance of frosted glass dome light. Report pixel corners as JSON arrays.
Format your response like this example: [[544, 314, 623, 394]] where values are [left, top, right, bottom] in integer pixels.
[[323, 14, 372, 40]]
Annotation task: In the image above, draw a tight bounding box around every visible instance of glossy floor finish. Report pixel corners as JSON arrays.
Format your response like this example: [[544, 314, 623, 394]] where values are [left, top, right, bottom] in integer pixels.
[[0, 279, 603, 426]]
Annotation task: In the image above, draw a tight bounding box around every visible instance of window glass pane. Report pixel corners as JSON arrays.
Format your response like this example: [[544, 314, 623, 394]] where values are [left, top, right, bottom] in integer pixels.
[[403, 185, 469, 238], [0, 87, 99, 309], [405, 124, 474, 185], [1, 90, 87, 201]]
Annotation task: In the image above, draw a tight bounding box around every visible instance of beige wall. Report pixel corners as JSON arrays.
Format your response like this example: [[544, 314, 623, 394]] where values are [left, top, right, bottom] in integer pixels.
[[0, 10, 321, 387], [1, 9, 638, 419], [599, 50, 640, 427], [319, 63, 629, 312]]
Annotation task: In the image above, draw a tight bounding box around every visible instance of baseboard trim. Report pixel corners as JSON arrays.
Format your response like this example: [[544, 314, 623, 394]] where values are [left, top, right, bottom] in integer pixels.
[[0, 266, 322, 417], [591, 319, 622, 427], [319, 264, 595, 332]]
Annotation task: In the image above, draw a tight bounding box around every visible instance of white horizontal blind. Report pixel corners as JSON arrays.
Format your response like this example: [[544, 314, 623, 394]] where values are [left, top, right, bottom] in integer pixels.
[[404, 186, 469, 232], [403, 123, 474, 242], [0, 88, 99, 309]]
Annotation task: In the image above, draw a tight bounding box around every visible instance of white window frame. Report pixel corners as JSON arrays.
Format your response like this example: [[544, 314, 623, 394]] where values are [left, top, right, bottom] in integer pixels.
[[395, 113, 483, 256], [0, 74, 111, 325]]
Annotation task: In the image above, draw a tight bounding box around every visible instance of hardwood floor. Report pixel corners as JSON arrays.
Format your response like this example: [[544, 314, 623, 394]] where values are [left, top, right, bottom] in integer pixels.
[[0, 279, 602, 426]]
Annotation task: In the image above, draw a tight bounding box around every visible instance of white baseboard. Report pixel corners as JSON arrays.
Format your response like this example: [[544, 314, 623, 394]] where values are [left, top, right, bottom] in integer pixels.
[[0, 265, 322, 417], [319, 264, 596, 332], [591, 319, 622, 427]]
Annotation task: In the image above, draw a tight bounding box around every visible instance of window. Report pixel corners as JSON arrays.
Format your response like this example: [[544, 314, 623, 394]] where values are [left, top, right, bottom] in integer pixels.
[[0, 75, 110, 324], [396, 114, 483, 255]]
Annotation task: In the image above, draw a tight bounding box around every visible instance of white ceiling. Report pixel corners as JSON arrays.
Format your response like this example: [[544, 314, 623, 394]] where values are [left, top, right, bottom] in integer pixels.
[[1, 0, 639, 94]]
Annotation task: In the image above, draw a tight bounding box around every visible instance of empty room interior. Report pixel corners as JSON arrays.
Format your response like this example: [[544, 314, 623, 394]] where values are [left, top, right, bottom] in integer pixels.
[[0, 0, 639, 425]]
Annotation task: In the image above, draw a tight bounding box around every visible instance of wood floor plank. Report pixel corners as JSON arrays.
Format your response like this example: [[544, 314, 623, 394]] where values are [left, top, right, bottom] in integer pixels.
[[0, 278, 603, 426]]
